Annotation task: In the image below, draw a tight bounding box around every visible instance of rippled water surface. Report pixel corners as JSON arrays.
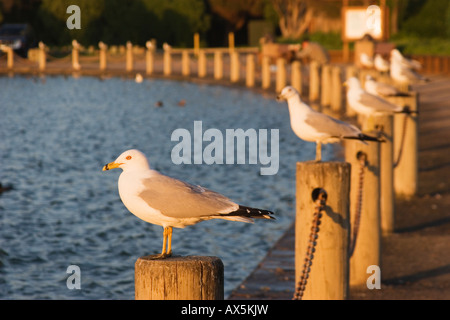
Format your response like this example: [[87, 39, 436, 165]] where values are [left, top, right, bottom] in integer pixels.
[[0, 75, 336, 299]]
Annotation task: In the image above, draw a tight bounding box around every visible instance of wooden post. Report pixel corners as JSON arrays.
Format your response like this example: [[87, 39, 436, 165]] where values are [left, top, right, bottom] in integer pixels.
[[214, 51, 223, 80], [296, 161, 350, 300], [345, 65, 358, 117], [320, 64, 331, 108], [374, 115, 395, 234], [163, 44, 171, 76], [331, 66, 343, 113], [384, 93, 419, 198], [261, 56, 271, 89], [194, 32, 200, 56], [126, 41, 133, 72], [72, 40, 80, 70], [135, 256, 224, 300], [99, 41, 107, 71], [345, 138, 381, 287], [228, 32, 235, 55], [276, 58, 286, 93], [182, 50, 190, 76], [246, 53, 255, 88], [146, 41, 154, 75], [198, 50, 206, 78], [38, 42, 46, 71], [309, 61, 320, 103], [6, 47, 13, 69], [291, 61, 302, 96], [230, 51, 239, 83]]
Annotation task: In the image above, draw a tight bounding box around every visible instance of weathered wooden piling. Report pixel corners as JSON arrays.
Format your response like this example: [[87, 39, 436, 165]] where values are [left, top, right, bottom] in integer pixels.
[[72, 40, 80, 70], [126, 41, 133, 72], [230, 51, 239, 82], [6, 46, 13, 69], [193, 32, 200, 56], [198, 50, 206, 78], [135, 255, 224, 300], [245, 53, 255, 88], [163, 44, 171, 76], [145, 41, 154, 75], [214, 51, 223, 80], [331, 66, 343, 113], [320, 64, 332, 108], [276, 57, 286, 93], [384, 93, 419, 199], [261, 56, 271, 89], [291, 60, 302, 96], [182, 50, 190, 76], [296, 161, 350, 300], [375, 114, 395, 234], [99, 41, 107, 71], [309, 61, 320, 103], [345, 138, 381, 287], [38, 41, 46, 71]]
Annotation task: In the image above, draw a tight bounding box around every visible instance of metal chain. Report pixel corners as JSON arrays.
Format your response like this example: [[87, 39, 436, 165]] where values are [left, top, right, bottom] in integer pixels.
[[393, 113, 408, 169], [349, 152, 367, 257], [293, 189, 327, 300]]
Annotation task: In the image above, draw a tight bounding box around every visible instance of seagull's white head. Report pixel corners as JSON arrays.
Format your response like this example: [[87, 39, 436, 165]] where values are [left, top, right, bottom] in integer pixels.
[[102, 149, 150, 172], [276, 86, 299, 101], [391, 49, 402, 60]]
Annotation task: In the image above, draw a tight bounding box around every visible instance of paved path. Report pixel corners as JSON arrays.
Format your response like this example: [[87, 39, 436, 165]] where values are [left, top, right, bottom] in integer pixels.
[[228, 75, 450, 300]]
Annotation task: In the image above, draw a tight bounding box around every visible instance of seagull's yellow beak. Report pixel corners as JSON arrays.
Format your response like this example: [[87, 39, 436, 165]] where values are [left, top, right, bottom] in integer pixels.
[[102, 162, 121, 171], [343, 81, 348, 87]]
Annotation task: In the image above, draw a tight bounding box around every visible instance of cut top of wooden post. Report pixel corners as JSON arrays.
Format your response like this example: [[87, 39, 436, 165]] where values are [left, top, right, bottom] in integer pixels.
[[135, 255, 224, 300]]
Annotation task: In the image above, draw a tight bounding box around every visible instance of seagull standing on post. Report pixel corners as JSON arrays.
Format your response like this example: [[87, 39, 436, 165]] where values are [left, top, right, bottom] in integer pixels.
[[277, 86, 382, 162], [103, 149, 275, 259]]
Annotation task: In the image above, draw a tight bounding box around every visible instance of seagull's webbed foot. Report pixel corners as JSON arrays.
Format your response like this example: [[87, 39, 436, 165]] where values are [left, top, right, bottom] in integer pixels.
[[149, 252, 173, 260]]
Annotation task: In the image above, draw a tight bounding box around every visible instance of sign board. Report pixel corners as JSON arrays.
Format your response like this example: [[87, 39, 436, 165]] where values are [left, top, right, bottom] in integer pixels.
[[342, 5, 385, 41]]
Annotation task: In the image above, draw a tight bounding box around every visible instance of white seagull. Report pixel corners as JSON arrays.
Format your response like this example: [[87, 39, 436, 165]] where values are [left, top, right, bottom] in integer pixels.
[[103, 149, 274, 258], [360, 53, 374, 68], [364, 75, 409, 97], [345, 77, 415, 116], [390, 57, 429, 85], [391, 49, 422, 70], [374, 54, 390, 73], [277, 86, 382, 161]]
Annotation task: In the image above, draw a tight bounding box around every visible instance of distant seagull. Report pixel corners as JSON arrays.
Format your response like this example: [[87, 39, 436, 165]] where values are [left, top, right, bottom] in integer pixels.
[[374, 54, 390, 73], [135, 73, 143, 83], [163, 43, 172, 51], [390, 58, 429, 85], [277, 86, 382, 161], [154, 101, 163, 107], [391, 49, 422, 71], [103, 149, 274, 258], [360, 53, 374, 68], [346, 77, 416, 116], [364, 75, 410, 97]]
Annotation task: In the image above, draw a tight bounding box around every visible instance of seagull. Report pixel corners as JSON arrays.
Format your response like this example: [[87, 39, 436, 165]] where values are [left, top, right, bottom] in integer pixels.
[[364, 75, 410, 97], [360, 53, 374, 68], [391, 49, 422, 71], [345, 77, 415, 116], [135, 73, 143, 83], [374, 54, 390, 73], [103, 149, 275, 258], [390, 58, 429, 85], [277, 86, 382, 161]]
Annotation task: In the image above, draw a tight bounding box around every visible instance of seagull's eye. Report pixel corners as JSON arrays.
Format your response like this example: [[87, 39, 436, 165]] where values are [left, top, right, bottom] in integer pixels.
[[126, 155, 132, 160]]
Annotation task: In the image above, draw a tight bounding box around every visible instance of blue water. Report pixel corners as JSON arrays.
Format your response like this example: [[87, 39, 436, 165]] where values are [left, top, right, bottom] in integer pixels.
[[0, 75, 335, 299]]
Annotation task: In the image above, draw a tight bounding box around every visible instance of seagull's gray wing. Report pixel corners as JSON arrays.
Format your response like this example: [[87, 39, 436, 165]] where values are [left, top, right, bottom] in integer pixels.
[[358, 91, 402, 112], [304, 112, 360, 138], [138, 172, 238, 219]]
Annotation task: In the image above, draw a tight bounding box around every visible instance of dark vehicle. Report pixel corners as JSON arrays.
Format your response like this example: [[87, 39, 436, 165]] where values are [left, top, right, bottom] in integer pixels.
[[0, 24, 36, 57]]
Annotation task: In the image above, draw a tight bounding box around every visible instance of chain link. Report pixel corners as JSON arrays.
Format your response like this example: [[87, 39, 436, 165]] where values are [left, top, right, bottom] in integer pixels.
[[349, 152, 367, 257], [293, 189, 327, 300]]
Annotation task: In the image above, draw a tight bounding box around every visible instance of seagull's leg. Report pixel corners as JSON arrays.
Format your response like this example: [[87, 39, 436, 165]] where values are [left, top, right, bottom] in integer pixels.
[[161, 227, 168, 255], [315, 142, 322, 162], [166, 227, 173, 257]]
